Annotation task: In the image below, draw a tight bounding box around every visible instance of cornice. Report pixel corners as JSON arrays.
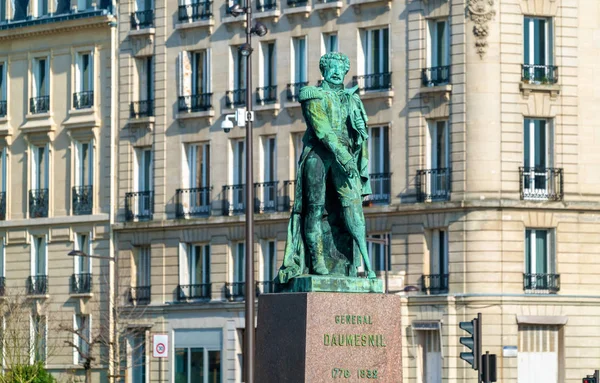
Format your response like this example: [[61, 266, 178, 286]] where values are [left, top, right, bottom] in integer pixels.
[[0, 14, 115, 41]]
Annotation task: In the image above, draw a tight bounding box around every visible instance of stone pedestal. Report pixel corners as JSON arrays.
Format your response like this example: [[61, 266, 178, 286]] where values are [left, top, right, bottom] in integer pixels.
[[256, 292, 402, 383]]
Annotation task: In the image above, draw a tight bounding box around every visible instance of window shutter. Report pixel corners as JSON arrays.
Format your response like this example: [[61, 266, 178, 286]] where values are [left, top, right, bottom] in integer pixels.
[[525, 229, 531, 274], [44, 144, 49, 189], [88, 139, 94, 186], [89, 51, 94, 91], [179, 242, 190, 285], [205, 49, 212, 93], [181, 144, 190, 190], [535, 230, 547, 274], [549, 230, 556, 274], [547, 19, 553, 65]]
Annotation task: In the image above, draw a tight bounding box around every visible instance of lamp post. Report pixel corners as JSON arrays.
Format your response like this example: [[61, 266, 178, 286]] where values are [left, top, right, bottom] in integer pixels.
[[223, 4, 268, 383]]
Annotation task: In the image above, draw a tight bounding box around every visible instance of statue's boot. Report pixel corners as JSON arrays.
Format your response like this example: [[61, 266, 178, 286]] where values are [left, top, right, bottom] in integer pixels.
[[313, 255, 329, 275], [305, 204, 329, 275]]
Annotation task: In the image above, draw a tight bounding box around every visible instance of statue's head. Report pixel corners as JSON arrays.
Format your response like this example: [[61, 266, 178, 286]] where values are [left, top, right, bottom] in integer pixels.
[[319, 52, 350, 86]]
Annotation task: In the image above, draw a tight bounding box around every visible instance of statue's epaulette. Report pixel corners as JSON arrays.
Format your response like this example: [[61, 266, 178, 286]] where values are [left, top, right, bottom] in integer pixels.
[[298, 86, 323, 102]]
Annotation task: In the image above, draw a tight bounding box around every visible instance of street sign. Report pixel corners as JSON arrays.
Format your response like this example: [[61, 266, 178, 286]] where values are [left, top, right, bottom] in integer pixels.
[[153, 334, 169, 358]]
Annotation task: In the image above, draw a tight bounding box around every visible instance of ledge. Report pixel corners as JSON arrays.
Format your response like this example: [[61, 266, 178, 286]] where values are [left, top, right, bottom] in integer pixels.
[[420, 84, 452, 94], [349, 0, 392, 11], [516, 315, 568, 325], [314, 1, 342, 15], [222, 15, 245, 25], [519, 82, 560, 100], [127, 116, 155, 128], [70, 293, 94, 298], [283, 100, 301, 108], [27, 294, 50, 299], [128, 27, 155, 37], [0, 213, 109, 228], [21, 113, 56, 136], [176, 110, 215, 120], [0, 117, 12, 145], [175, 18, 214, 33], [254, 102, 280, 115], [254, 9, 280, 21], [64, 108, 100, 129], [283, 5, 311, 17], [359, 90, 394, 106]]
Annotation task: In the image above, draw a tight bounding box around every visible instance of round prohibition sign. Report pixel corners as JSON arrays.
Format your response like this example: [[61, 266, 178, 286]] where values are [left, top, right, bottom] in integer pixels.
[[156, 343, 166, 355]]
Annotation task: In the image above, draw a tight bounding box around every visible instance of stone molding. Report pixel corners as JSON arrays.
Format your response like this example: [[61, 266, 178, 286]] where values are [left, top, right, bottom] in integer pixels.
[[466, 0, 496, 59], [516, 315, 568, 325]]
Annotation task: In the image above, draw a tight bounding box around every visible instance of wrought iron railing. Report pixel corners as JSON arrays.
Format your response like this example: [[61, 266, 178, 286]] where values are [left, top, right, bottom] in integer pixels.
[[363, 173, 391, 205], [178, 94, 212, 112], [130, 100, 154, 118], [0, 100, 7, 117], [73, 91, 94, 109], [416, 168, 451, 202], [254, 181, 278, 214], [286, 82, 308, 102], [421, 274, 449, 294], [29, 189, 49, 218], [178, 283, 211, 300], [0, 191, 5, 221], [523, 273, 560, 293], [519, 167, 563, 201], [29, 96, 50, 114], [256, 85, 277, 104], [287, 0, 307, 5], [176, 187, 212, 218], [73, 185, 93, 215], [256, 281, 276, 295], [125, 191, 154, 221], [283, 180, 296, 211], [0, 277, 4, 297], [225, 282, 246, 299], [257, 0, 277, 11], [130, 9, 154, 28], [521, 64, 559, 85], [222, 184, 245, 216], [178, 1, 212, 21], [352, 73, 392, 92], [129, 286, 151, 304], [421, 65, 451, 87], [71, 273, 92, 294], [226, 89, 246, 108], [27, 275, 48, 295]]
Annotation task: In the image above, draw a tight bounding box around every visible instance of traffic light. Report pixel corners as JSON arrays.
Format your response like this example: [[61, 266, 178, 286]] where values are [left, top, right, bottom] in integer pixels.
[[459, 313, 482, 370], [583, 371, 600, 383]]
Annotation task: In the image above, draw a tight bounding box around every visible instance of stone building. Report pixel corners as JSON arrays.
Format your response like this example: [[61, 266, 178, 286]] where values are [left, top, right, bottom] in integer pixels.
[[111, 0, 600, 382], [0, 0, 118, 380]]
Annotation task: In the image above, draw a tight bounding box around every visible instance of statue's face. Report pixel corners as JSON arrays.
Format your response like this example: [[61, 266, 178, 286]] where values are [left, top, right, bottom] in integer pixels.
[[323, 59, 346, 86]]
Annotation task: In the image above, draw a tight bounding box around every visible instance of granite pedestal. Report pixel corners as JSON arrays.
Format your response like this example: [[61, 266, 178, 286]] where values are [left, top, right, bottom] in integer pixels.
[[256, 292, 402, 383]]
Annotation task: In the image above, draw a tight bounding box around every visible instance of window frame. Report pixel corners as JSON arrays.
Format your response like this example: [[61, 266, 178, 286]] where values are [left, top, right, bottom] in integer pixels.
[[30, 235, 48, 277], [74, 232, 92, 275], [361, 27, 390, 76], [524, 228, 556, 276], [32, 57, 50, 98], [74, 313, 91, 365], [426, 18, 450, 68], [524, 16, 553, 66], [75, 51, 94, 94], [291, 36, 307, 84], [133, 246, 151, 288], [427, 120, 450, 170], [259, 41, 276, 88], [233, 242, 245, 283], [30, 314, 47, 364]]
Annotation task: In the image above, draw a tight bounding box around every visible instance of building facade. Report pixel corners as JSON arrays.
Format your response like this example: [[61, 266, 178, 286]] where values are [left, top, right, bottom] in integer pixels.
[[0, 0, 117, 380], [112, 0, 600, 382]]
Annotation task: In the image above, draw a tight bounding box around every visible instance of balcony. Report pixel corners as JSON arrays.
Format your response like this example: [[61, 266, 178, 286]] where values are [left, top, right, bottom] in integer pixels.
[[314, 0, 342, 14], [129, 286, 151, 304], [353, 73, 392, 92], [421, 66, 450, 87], [256, 281, 276, 295], [177, 283, 211, 300], [125, 191, 154, 221], [521, 64, 558, 85], [29, 189, 49, 218], [176, 187, 212, 218], [130, 100, 154, 119], [225, 282, 246, 300], [73, 91, 94, 110], [363, 173, 391, 206], [29, 96, 50, 114], [27, 275, 48, 295], [0, 191, 5, 220], [257, 0, 277, 11], [71, 273, 92, 294], [286, 82, 308, 103], [416, 168, 451, 202], [0, 100, 6, 117], [178, 1, 212, 22], [222, 184, 245, 216], [287, 0, 308, 5], [283, 180, 296, 211], [421, 274, 448, 294], [519, 167, 563, 201], [226, 89, 245, 109], [73, 185, 93, 215], [256, 85, 278, 105], [178, 94, 212, 113], [0, 277, 4, 297], [254, 181, 278, 214], [523, 273, 560, 293], [130, 10, 154, 29]]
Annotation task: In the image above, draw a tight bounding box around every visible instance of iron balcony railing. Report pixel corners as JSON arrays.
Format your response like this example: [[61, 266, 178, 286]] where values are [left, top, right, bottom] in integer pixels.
[[519, 167, 563, 201], [255, 181, 278, 214], [287, 0, 307, 5], [416, 168, 451, 202], [226, 89, 246, 108], [29, 96, 50, 114], [352, 73, 392, 92], [521, 64, 559, 85], [178, 1, 212, 21], [523, 273, 560, 293], [225, 282, 246, 300], [178, 94, 212, 112], [0, 191, 5, 220], [222, 184, 245, 216], [283, 180, 296, 211], [286, 82, 308, 102], [125, 191, 154, 221], [129, 286, 151, 304], [130, 100, 154, 118], [256, 281, 276, 295], [27, 275, 48, 295], [71, 273, 92, 294], [363, 173, 391, 205], [0, 277, 4, 297], [257, 0, 277, 11], [421, 274, 449, 294], [176, 187, 212, 218], [73, 91, 94, 109], [256, 85, 277, 105], [130, 9, 154, 28], [29, 189, 49, 218], [178, 283, 211, 300], [422, 65, 451, 87], [73, 185, 93, 215], [0, 100, 6, 117]]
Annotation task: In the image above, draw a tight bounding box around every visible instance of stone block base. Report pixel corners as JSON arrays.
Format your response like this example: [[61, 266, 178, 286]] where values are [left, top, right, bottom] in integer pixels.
[[276, 275, 384, 293]]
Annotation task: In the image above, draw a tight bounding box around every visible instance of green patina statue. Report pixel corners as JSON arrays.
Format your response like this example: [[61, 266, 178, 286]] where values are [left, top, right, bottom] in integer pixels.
[[277, 53, 382, 293]]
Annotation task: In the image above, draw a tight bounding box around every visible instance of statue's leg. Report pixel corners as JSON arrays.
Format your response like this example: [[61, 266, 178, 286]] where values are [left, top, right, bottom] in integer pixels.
[[303, 151, 329, 275]]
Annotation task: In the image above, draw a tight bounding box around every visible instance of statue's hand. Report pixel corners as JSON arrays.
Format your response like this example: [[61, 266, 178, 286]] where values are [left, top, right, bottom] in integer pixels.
[[354, 112, 366, 131], [343, 160, 359, 178]]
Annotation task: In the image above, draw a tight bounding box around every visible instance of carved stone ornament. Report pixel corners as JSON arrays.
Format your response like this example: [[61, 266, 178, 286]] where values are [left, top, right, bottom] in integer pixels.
[[467, 0, 496, 59]]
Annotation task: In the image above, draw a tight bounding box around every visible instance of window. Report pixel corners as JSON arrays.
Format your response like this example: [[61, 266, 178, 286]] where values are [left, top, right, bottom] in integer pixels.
[[424, 229, 448, 293], [0, 238, 4, 278], [231, 139, 246, 185], [31, 144, 49, 192], [291, 132, 303, 180], [174, 329, 222, 383], [0, 62, 6, 106], [33, 58, 49, 97], [292, 37, 307, 84], [137, 57, 153, 102], [74, 233, 92, 275], [362, 27, 389, 76], [77, 0, 93, 11], [135, 148, 153, 193], [261, 136, 276, 183], [524, 17, 554, 82], [260, 42, 275, 88], [130, 331, 147, 383], [74, 314, 91, 365], [133, 246, 151, 288], [418, 330, 442, 383], [367, 234, 390, 272], [323, 32, 338, 53], [178, 50, 211, 111], [31, 235, 47, 278], [0, 0, 5, 21], [76, 52, 93, 94], [523, 119, 553, 194], [0, 147, 7, 198], [179, 244, 210, 286], [34, 0, 48, 17], [368, 126, 389, 175], [518, 325, 560, 383], [184, 143, 210, 190], [427, 19, 449, 69], [428, 121, 449, 171], [261, 240, 277, 282], [524, 229, 556, 290], [135, 0, 152, 11], [233, 243, 245, 283], [31, 315, 47, 363], [75, 140, 93, 188], [232, 46, 246, 91]]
